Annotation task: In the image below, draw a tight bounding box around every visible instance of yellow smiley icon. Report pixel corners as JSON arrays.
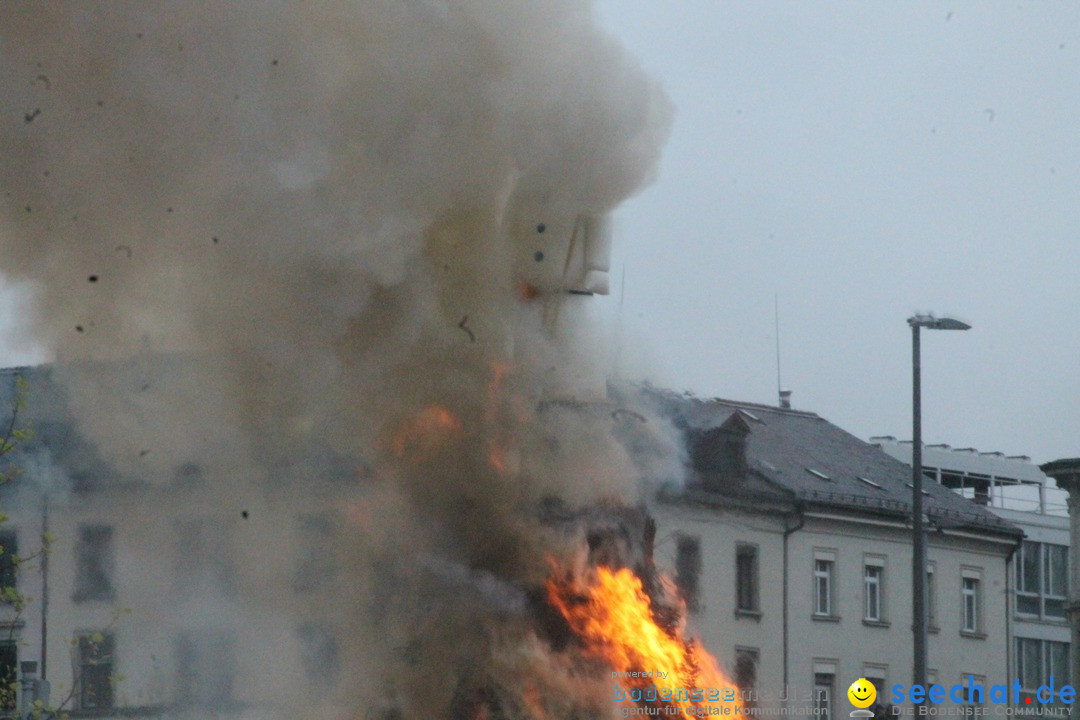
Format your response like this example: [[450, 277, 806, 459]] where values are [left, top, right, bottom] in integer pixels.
[[847, 678, 877, 709]]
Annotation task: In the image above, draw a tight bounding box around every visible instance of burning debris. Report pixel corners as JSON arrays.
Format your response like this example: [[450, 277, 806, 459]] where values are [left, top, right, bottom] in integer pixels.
[[416, 502, 739, 720], [547, 565, 741, 718], [0, 1, 695, 718]]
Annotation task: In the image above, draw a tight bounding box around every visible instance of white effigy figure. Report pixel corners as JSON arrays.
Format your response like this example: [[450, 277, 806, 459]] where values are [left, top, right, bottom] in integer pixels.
[[508, 200, 615, 401]]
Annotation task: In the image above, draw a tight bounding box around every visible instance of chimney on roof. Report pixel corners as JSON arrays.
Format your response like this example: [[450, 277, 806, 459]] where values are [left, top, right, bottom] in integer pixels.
[[779, 389, 792, 409]]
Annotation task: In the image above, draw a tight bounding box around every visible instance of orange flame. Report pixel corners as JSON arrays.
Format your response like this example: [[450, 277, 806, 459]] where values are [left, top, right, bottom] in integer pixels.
[[488, 445, 507, 474], [391, 404, 463, 460], [484, 361, 519, 475], [485, 360, 514, 422], [518, 281, 540, 301], [547, 565, 741, 716]]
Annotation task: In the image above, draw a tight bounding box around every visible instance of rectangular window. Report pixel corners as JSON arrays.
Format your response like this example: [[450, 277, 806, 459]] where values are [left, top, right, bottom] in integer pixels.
[[814, 672, 834, 720], [814, 560, 833, 616], [963, 674, 986, 710], [74, 525, 115, 603], [927, 564, 937, 628], [1018, 541, 1040, 614], [1044, 544, 1068, 619], [175, 518, 235, 598], [0, 530, 17, 598], [78, 632, 115, 710], [1017, 638, 1042, 693], [1047, 640, 1069, 687], [1016, 541, 1068, 619], [734, 648, 759, 710], [176, 629, 236, 708], [1017, 638, 1070, 704], [0, 643, 15, 712], [675, 535, 702, 612], [863, 666, 887, 708], [295, 513, 338, 592], [962, 578, 979, 633], [736, 544, 759, 613], [297, 623, 340, 693], [864, 565, 882, 621]]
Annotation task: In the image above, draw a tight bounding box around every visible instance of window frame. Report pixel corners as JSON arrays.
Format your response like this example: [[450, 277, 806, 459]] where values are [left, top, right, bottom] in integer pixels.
[[961, 577, 980, 634], [1017, 638, 1070, 703], [963, 674, 987, 708], [294, 512, 339, 593], [813, 558, 834, 617], [175, 629, 237, 708], [734, 647, 759, 709], [73, 524, 116, 604], [1016, 541, 1069, 621], [863, 557, 885, 623], [175, 517, 237, 599], [813, 670, 835, 720], [0, 529, 17, 602], [1017, 540, 1040, 615], [297, 622, 340, 693], [675, 534, 703, 613], [0, 642, 16, 712], [735, 543, 760, 614], [926, 562, 938, 630], [1044, 544, 1068, 618], [863, 664, 888, 707], [76, 631, 116, 711]]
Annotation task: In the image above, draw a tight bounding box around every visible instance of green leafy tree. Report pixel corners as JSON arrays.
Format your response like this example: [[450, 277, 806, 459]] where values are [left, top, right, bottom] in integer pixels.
[[0, 374, 32, 714], [0, 374, 126, 720]]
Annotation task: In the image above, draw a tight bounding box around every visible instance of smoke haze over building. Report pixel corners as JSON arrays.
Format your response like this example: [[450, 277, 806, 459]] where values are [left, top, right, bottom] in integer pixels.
[[0, 2, 674, 717]]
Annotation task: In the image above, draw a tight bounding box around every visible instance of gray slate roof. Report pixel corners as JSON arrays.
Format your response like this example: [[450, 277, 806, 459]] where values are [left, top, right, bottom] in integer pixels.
[[626, 386, 1021, 539]]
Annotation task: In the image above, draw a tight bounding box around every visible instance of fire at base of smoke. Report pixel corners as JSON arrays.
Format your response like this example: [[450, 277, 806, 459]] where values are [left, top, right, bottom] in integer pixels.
[[0, 1, 676, 716]]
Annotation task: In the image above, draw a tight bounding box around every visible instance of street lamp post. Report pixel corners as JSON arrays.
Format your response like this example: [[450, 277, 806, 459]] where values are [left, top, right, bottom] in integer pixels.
[[908, 313, 970, 694]]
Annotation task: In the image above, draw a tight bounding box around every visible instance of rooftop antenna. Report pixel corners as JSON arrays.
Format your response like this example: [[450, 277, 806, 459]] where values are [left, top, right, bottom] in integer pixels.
[[774, 294, 781, 391]]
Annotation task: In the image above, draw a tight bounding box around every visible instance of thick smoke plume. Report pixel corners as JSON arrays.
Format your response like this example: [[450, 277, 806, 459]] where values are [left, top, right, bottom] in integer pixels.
[[0, 2, 671, 718]]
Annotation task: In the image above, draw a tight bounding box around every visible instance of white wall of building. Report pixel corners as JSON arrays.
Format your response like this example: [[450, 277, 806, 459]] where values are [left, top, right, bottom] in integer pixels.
[[651, 500, 1014, 718]]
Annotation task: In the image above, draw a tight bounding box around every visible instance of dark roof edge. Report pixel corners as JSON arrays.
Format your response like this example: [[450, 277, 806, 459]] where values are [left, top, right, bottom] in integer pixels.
[[624, 382, 819, 420], [704, 397, 819, 419], [801, 501, 1024, 541], [659, 484, 799, 515], [1041, 458, 1080, 475], [0, 365, 39, 377]]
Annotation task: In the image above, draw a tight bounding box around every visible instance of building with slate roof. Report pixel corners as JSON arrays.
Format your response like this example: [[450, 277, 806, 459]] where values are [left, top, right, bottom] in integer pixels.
[[613, 384, 1023, 718], [0, 364, 360, 719], [0, 360, 1031, 719]]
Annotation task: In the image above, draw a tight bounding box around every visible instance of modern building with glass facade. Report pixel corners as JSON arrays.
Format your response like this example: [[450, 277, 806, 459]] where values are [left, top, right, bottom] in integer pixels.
[[873, 438, 1070, 702]]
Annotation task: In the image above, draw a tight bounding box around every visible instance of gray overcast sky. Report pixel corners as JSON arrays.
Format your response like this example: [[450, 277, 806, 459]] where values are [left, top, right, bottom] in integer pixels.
[[593, 1, 1080, 465], [0, 3, 1075, 466]]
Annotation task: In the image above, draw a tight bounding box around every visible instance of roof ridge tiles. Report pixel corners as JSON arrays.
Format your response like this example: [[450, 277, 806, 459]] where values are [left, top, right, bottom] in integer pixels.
[[704, 397, 820, 418]]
